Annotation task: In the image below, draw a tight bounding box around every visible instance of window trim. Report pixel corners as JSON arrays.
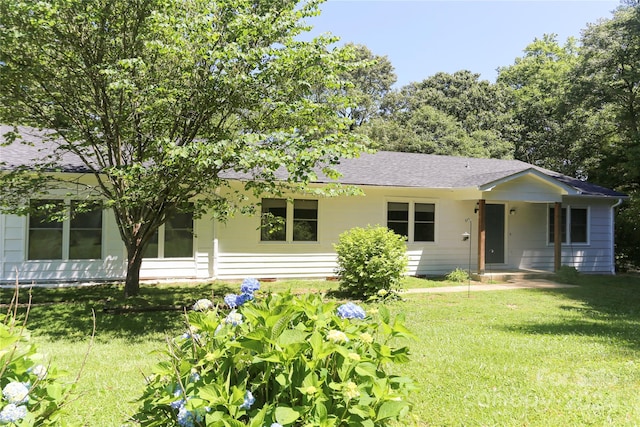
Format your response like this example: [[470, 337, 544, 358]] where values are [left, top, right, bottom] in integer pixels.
[[547, 205, 590, 246], [259, 198, 320, 244], [386, 198, 437, 244], [27, 199, 104, 261]]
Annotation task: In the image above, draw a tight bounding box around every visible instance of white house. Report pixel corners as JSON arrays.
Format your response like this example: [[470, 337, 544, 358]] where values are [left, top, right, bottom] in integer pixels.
[[0, 126, 627, 284]]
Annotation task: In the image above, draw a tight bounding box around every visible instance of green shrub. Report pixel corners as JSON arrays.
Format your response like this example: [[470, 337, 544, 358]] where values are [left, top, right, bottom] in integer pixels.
[[0, 289, 77, 425], [130, 280, 416, 426], [555, 265, 580, 284], [445, 268, 470, 283], [334, 226, 408, 299]]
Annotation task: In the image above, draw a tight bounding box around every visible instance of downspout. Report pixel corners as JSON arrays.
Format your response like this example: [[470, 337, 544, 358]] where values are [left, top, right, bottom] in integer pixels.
[[610, 198, 624, 274]]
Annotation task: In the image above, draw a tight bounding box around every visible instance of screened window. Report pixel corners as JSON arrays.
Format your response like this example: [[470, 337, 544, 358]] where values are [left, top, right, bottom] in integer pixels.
[[144, 212, 194, 258], [293, 200, 318, 241], [569, 208, 588, 243], [387, 202, 435, 242], [414, 203, 435, 242], [69, 202, 103, 259], [28, 200, 64, 260], [28, 200, 103, 260], [261, 198, 287, 241], [260, 198, 318, 242], [387, 202, 409, 237], [165, 212, 194, 258], [549, 206, 588, 244]]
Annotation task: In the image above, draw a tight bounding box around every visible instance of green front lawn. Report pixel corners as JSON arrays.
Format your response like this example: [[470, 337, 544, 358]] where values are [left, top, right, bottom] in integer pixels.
[[7, 274, 640, 425]]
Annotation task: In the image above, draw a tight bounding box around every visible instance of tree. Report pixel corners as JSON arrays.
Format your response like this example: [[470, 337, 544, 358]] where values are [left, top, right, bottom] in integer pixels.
[[498, 35, 585, 176], [573, 3, 640, 269], [337, 44, 396, 129], [0, 0, 365, 297], [367, 70, 514, 158], [574, 4, 640, 190]]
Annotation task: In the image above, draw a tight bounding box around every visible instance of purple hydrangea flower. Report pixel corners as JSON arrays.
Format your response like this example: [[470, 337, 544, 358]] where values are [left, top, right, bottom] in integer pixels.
[[337, 302, 366, 319]]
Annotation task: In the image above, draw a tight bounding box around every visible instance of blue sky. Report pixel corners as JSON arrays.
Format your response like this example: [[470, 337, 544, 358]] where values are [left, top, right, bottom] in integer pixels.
[[306, 0, 620, 87]]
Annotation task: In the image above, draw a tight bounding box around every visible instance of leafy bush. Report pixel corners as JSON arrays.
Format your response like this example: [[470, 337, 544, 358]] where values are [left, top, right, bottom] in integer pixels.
[[334, 226, 408, 299], [445, 268, 470, 283], [130, 279, 416, 426], [0, 288, 77, 425], [555, 265, 580, 284]]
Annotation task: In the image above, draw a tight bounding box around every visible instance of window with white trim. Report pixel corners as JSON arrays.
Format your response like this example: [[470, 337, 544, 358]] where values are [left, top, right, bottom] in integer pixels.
[[387, 201, 435, 242], [260, 198, 318, 242], [548, 206, 588, 244], [143, 211, 194, 258], [28, 199, 103, 260]]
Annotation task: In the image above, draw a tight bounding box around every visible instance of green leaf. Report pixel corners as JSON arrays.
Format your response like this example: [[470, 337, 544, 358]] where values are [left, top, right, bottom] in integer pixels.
[[275, 406, 301, 425], [354, 362, 378, 378], [375, 400, 410, 421], [277, 329, 309, 347]]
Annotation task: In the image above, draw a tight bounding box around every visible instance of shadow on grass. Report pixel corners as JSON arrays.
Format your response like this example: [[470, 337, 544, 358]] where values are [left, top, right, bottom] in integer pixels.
[[505, 274, 640, 350], [1, 282, 236, 343]]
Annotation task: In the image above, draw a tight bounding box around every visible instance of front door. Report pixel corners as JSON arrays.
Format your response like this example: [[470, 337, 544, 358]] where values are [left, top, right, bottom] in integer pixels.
[[485, 204, 505, 264]]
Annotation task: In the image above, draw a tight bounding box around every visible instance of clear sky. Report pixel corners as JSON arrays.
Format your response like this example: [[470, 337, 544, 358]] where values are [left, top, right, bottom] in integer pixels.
[[306, 0, 621, 87]]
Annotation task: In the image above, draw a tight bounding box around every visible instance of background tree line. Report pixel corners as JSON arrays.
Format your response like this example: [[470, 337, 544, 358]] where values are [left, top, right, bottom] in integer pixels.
[[344, 2, 640, 270]]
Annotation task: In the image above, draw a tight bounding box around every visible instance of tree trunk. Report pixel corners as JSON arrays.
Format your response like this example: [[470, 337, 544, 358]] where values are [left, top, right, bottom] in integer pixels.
[[124, 247, 144, 298]]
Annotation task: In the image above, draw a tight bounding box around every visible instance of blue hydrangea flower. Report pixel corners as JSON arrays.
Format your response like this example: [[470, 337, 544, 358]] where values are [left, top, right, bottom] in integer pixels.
[[224, 293, 241, 308], [337, 302, 366, 319], [170, 388, 185, 410], [239, 390, 255, 410], [176, 405, 204, 427], [225, 293, 254, 308], [240, 277, 260, 294], [271, 424, 283, 427], [0, 403, 27, 423], [2, 382, 29, 404]]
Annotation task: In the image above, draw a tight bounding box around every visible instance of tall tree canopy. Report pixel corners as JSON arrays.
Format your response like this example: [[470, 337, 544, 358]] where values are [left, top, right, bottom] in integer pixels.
[[573, 3, 640, 268], [367, 71, 515, 158], [497, 35, 583, 175], [337, 44, 396, 129], [0, 0, 365, 296]]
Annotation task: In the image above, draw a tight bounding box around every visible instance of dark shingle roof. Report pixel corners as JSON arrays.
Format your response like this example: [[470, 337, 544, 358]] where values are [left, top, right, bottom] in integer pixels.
[[0, 125, 626, 199], [0, 125, 91, 173], [307, 151, 625, 198]]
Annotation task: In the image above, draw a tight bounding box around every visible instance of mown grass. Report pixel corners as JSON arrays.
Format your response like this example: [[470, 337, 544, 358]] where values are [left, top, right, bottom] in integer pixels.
[[3, 274, 640, 425]]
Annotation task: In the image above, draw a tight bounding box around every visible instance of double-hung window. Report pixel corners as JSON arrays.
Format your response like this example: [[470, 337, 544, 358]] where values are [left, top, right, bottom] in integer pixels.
[[261, 198, 318, 242], [144, 211, 194, 258], [548, 206, 588, 244], [28, 199, 103, 260], [387, 201, 436, 242]]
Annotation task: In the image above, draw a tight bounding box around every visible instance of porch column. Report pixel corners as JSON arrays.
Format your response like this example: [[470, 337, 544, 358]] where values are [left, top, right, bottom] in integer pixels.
[[477, 199, 486, 274], [554, 202, 561, 272]]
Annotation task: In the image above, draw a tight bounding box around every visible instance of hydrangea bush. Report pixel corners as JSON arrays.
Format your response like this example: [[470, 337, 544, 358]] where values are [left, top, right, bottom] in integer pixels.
[[0, 292, 76, 425], [131, 278, 416, 426]]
